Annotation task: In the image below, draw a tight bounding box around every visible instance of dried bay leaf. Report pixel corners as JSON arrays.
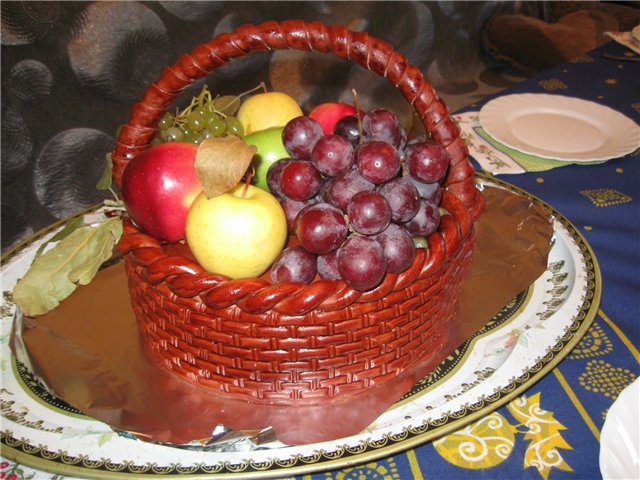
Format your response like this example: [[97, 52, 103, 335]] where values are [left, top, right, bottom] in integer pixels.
[[13, 216, 123, 317], [195, 136, 256, 198], [34, 216, 86, 258]]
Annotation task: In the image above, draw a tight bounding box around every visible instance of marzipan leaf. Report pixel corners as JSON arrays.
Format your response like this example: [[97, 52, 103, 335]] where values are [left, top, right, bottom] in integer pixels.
[[13, 216, 123, 317], [195, 136, 256, 198], [214, 95, 241, 116], [97, 152, 113, 190]]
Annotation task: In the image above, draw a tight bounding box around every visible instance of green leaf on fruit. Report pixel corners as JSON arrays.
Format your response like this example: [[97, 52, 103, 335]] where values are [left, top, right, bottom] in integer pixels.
[[214, 95, 241, 116], [13, 216, 123, 317], [97, 153, 114, 190], [195, 136, 256, 198]]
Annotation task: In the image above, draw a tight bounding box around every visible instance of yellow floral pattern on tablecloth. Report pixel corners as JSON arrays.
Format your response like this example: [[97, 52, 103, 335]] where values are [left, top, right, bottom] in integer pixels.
[[571, 53, 594, 63], [433, 412, 516, 469], [508, 393, 573, 479], [568, 320, 613, 359], [325, 459, 399, 479], [580, 189, 632, 207], [539, 79, 567, 91], [578, 360, 637, 400], [434, 393, 573, 479]]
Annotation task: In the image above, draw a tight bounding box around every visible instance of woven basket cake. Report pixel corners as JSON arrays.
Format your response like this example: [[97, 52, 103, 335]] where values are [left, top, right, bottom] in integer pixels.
[[112, 21, 485, 408]]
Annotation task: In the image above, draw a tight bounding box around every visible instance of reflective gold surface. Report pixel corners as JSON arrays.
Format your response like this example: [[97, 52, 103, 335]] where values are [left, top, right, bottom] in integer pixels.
[[18, 185, 553, 446]]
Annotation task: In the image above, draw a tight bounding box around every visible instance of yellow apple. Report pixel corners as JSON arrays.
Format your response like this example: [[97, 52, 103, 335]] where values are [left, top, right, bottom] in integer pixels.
[[237, 91, 303, 135], [185, 183, 288, 279]]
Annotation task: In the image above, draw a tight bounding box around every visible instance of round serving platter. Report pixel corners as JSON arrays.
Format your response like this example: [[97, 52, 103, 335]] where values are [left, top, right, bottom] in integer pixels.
[[0, 175, 601, 479]]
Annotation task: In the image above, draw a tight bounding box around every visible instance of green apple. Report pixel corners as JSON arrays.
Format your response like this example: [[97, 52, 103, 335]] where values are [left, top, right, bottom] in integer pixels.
[[237, 91, 303, 135], [244, 126, 289, 192], [185, 183, 288, 279]]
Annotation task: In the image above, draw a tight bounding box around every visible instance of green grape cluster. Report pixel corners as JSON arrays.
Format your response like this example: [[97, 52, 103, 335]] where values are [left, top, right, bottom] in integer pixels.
[[153, 84, 257, 145]]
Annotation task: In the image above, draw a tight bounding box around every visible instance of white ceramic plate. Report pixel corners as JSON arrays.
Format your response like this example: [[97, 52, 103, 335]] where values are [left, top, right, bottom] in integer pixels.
[[599, 378, 640, 479], [479, 94, 640, 162], [0, 176, 601, 479]]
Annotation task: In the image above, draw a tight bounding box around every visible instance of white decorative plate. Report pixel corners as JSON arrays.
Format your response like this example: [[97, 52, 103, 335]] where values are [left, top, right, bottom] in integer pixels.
[[0, 176, 601, 479], [599, 377, 640, 479], [479, 94, 640, 162]]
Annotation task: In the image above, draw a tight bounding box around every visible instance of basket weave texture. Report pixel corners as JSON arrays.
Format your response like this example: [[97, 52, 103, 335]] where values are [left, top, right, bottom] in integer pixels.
[[113, 20, 485, 403]]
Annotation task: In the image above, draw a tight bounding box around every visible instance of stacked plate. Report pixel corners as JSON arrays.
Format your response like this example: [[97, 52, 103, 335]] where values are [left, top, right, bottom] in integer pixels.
[[478, 94, 640, 164], [599, 378, 640, 479]]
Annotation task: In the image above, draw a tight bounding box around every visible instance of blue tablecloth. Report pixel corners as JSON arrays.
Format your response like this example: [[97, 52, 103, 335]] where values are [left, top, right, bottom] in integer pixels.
[[295, 39, 639, 480], [2, 41, 638, 480]]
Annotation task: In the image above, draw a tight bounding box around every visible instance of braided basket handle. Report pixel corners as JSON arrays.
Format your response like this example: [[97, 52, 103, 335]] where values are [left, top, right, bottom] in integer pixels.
[[112, 20, 480, 212]]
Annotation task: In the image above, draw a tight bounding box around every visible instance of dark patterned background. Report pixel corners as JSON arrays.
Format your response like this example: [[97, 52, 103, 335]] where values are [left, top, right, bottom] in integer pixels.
[[0, 1, 586, 252]]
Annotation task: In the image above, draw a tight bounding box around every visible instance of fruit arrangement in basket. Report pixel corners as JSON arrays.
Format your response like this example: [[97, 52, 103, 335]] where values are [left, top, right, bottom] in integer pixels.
[[14, 21, 485, 443], [119, 83, 454, 293]]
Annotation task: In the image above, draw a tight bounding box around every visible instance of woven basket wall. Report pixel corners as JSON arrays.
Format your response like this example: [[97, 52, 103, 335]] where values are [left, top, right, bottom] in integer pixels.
[[113, 20, 485, 403]]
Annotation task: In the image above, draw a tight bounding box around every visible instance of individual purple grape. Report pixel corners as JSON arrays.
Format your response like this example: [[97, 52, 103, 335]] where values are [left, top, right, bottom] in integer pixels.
[[266, 158, 292, 198], [281, 197, 314, 233], [318, 176, 335, 203], [295, 202, 348, 254], [282, 116, 324, 160], [347, 190, 391, 235], [271, 246, 317, 284], [373, 223, 416, 274], [355, 141, 400, 184], [311, 134, 355, 177], [337, 236, 386, 291], [403, 198, 441, 237], [317, 250, 340, 280], [280, 160, 322, 201], [405, 176, 443, 204], [377, 177, 420, 223], [405, 141, 450, 184], [362, 108, 406, 148], [327, 169, 375, 212], [334, 115, 361, 145]]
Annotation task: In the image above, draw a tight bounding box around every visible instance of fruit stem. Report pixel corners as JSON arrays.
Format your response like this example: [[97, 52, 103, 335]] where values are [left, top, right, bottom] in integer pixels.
[[242, 166, 255, 198], [232, 82, 265, 104], [197, 84, 211, 106], [108, 186, 121, 203], [351, 88, 364, 144], [178, 88, 202, 118], [238, 82, 268, 99]]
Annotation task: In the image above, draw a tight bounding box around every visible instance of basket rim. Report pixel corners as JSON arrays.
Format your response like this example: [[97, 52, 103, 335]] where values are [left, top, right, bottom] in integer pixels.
[[113, 19, 485, 315], [118, 189, 481, 316]]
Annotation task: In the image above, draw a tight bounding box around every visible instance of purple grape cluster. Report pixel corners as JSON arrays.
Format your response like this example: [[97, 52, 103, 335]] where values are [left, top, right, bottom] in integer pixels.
[[269, 109, 449, 291]]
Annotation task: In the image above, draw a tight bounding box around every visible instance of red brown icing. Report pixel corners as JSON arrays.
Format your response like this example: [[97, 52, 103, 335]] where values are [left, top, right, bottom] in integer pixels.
[[111, 20, 484, 406]]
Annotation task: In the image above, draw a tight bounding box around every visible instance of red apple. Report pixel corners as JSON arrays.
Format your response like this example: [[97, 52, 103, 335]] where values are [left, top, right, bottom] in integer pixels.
[[309, 102, 358, 134], [121, 142, 201, 242]]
